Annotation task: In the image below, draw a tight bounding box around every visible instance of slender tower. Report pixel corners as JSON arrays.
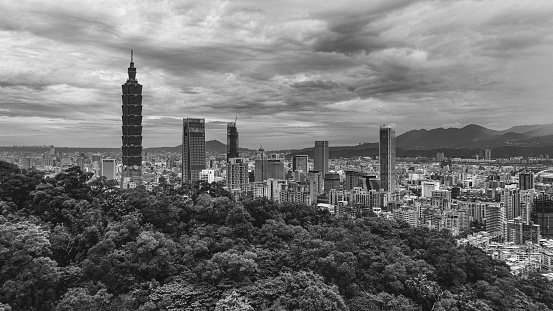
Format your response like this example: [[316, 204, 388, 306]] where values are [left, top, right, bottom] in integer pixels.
[[121, 50, 143, 188], [379, 124, 396, 192], [227, 118, 239, 159]]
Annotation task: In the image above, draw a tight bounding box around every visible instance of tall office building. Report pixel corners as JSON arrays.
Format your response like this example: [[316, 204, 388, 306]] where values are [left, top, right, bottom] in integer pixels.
[[324, 173, 341, 194], [227, 121, 239, 159], [314, 141, 329, 174], [121, 50, 143, 187], [379, 124, 396, 192], [182, 118, 206, 183], [519, 172, 535, 190], [293, 155, 308, 172], [101, 159, 117, 180]]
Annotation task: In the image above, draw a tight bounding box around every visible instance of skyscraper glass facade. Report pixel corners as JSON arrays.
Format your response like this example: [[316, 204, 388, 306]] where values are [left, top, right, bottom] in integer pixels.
[[121, 50, 143, 187], [314, 141, 329, 174], [182, 118, 205, 183], [379, 124, 396, 192]]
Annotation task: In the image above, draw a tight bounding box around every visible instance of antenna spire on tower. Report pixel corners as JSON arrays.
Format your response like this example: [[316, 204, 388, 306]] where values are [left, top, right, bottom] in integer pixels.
[[131, 49, 133, 63]]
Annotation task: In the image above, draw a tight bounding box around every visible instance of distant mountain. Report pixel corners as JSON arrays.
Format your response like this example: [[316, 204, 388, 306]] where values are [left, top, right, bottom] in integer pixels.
[[396, 124, 499, 150], [499, 124, 549, 134], [145, 140, 255, 154], [396, 123, 553, 150], [522, 124, 553, 138]]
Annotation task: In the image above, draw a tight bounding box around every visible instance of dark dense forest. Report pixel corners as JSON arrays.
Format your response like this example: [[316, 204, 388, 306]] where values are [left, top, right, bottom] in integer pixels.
[[2, 160, 553, 310]]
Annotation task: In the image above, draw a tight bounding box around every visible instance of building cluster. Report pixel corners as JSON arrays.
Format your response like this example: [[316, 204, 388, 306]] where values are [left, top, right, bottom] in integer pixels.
[[459, 232, 553, 277]]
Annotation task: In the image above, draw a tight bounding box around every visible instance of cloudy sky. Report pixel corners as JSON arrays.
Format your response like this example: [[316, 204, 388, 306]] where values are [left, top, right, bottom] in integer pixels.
[[1, 0, 553, 149]]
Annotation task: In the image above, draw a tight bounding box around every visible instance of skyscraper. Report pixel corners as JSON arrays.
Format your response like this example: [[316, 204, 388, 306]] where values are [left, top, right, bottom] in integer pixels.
[[519, 172, 535, 190], [227, 120, 239, 159], [121, 50, 143, 187], [314, 141, 329, 174], [293, 155, 308, 172], [101, 159, 117, 180], [379, 124, 396, 192], [182, 118, 206, 183]]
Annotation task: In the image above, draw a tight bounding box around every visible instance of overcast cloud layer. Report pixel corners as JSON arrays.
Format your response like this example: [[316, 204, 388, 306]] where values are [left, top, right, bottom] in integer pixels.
[[1, 0, 553, 149]]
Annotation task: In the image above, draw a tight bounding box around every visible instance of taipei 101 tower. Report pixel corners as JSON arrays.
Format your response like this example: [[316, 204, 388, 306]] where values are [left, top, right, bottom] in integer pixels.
[[120, 50, 143, 188]]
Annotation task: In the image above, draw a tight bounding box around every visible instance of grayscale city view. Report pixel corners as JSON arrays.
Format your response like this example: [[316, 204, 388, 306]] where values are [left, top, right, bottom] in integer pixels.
[[1, 1, 553, 310]]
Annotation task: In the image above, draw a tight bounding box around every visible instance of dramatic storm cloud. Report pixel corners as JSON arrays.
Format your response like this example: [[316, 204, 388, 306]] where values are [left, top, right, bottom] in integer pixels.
[[1, 0, 552, 149]]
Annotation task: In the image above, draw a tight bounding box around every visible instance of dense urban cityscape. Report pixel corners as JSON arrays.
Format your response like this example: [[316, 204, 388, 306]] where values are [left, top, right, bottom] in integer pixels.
[[3, 1, 553, 310], [3, 53, 553, 281]]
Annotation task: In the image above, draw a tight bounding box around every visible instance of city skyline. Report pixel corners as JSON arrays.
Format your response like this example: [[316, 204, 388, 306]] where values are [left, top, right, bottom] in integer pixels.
[[1, 1, 553, 149]]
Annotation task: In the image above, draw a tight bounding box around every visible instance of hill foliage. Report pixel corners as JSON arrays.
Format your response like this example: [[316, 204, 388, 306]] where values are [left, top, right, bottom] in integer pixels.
[[1, 160, 553, 310]]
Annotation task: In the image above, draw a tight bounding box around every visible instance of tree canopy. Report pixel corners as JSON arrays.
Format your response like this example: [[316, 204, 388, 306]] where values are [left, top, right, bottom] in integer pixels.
[[1, 161, 552, 310]]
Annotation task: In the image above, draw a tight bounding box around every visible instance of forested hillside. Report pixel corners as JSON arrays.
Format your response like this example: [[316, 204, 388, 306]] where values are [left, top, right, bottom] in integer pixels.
[[1, 160, 553, 310]]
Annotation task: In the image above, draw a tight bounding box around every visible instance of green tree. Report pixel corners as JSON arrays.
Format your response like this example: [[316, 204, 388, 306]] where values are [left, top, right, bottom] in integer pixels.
[[55, 286, 112, 311], [249, 270, 348, 311], [215, 291, 254, 311], [0, 220, 60, 310]]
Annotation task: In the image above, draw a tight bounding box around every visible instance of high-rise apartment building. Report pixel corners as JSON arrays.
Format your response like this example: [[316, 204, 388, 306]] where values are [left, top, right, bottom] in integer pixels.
[[182, 118, 206, 183], [227, 121, 239, 159], [227, 157, 249, 191], [344, 170, 362, 190], [21, 157, 33, 169], [199, 169, 216, 183], [121, 50, 143, 187], [485, 203, 506, 238], [501, 188, 521, 220], [101, 159, 117, 180], [314, 141, 329, 174], [379, 124, 396, 192], [76, 157, 84, 169], [293, 155, 308, 172], [484, 149, 492, 160]]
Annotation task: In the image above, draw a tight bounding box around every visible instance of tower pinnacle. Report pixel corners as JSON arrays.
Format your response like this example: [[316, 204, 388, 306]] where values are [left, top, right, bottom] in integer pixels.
[[127, 50, 137, 81]]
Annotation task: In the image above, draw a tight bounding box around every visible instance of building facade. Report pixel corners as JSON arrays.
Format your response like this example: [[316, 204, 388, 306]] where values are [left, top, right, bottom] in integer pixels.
[[293, 155, 308, 172], [121, 50, 143, 187], [101, 158, 117, 180], [227, 121, 239, 159], [182, 118, 206, 183], [227, 157, 249, 191], [314, 141, 329, 174], [519, 172, 535, 190], [379, 124, 396, 192]]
